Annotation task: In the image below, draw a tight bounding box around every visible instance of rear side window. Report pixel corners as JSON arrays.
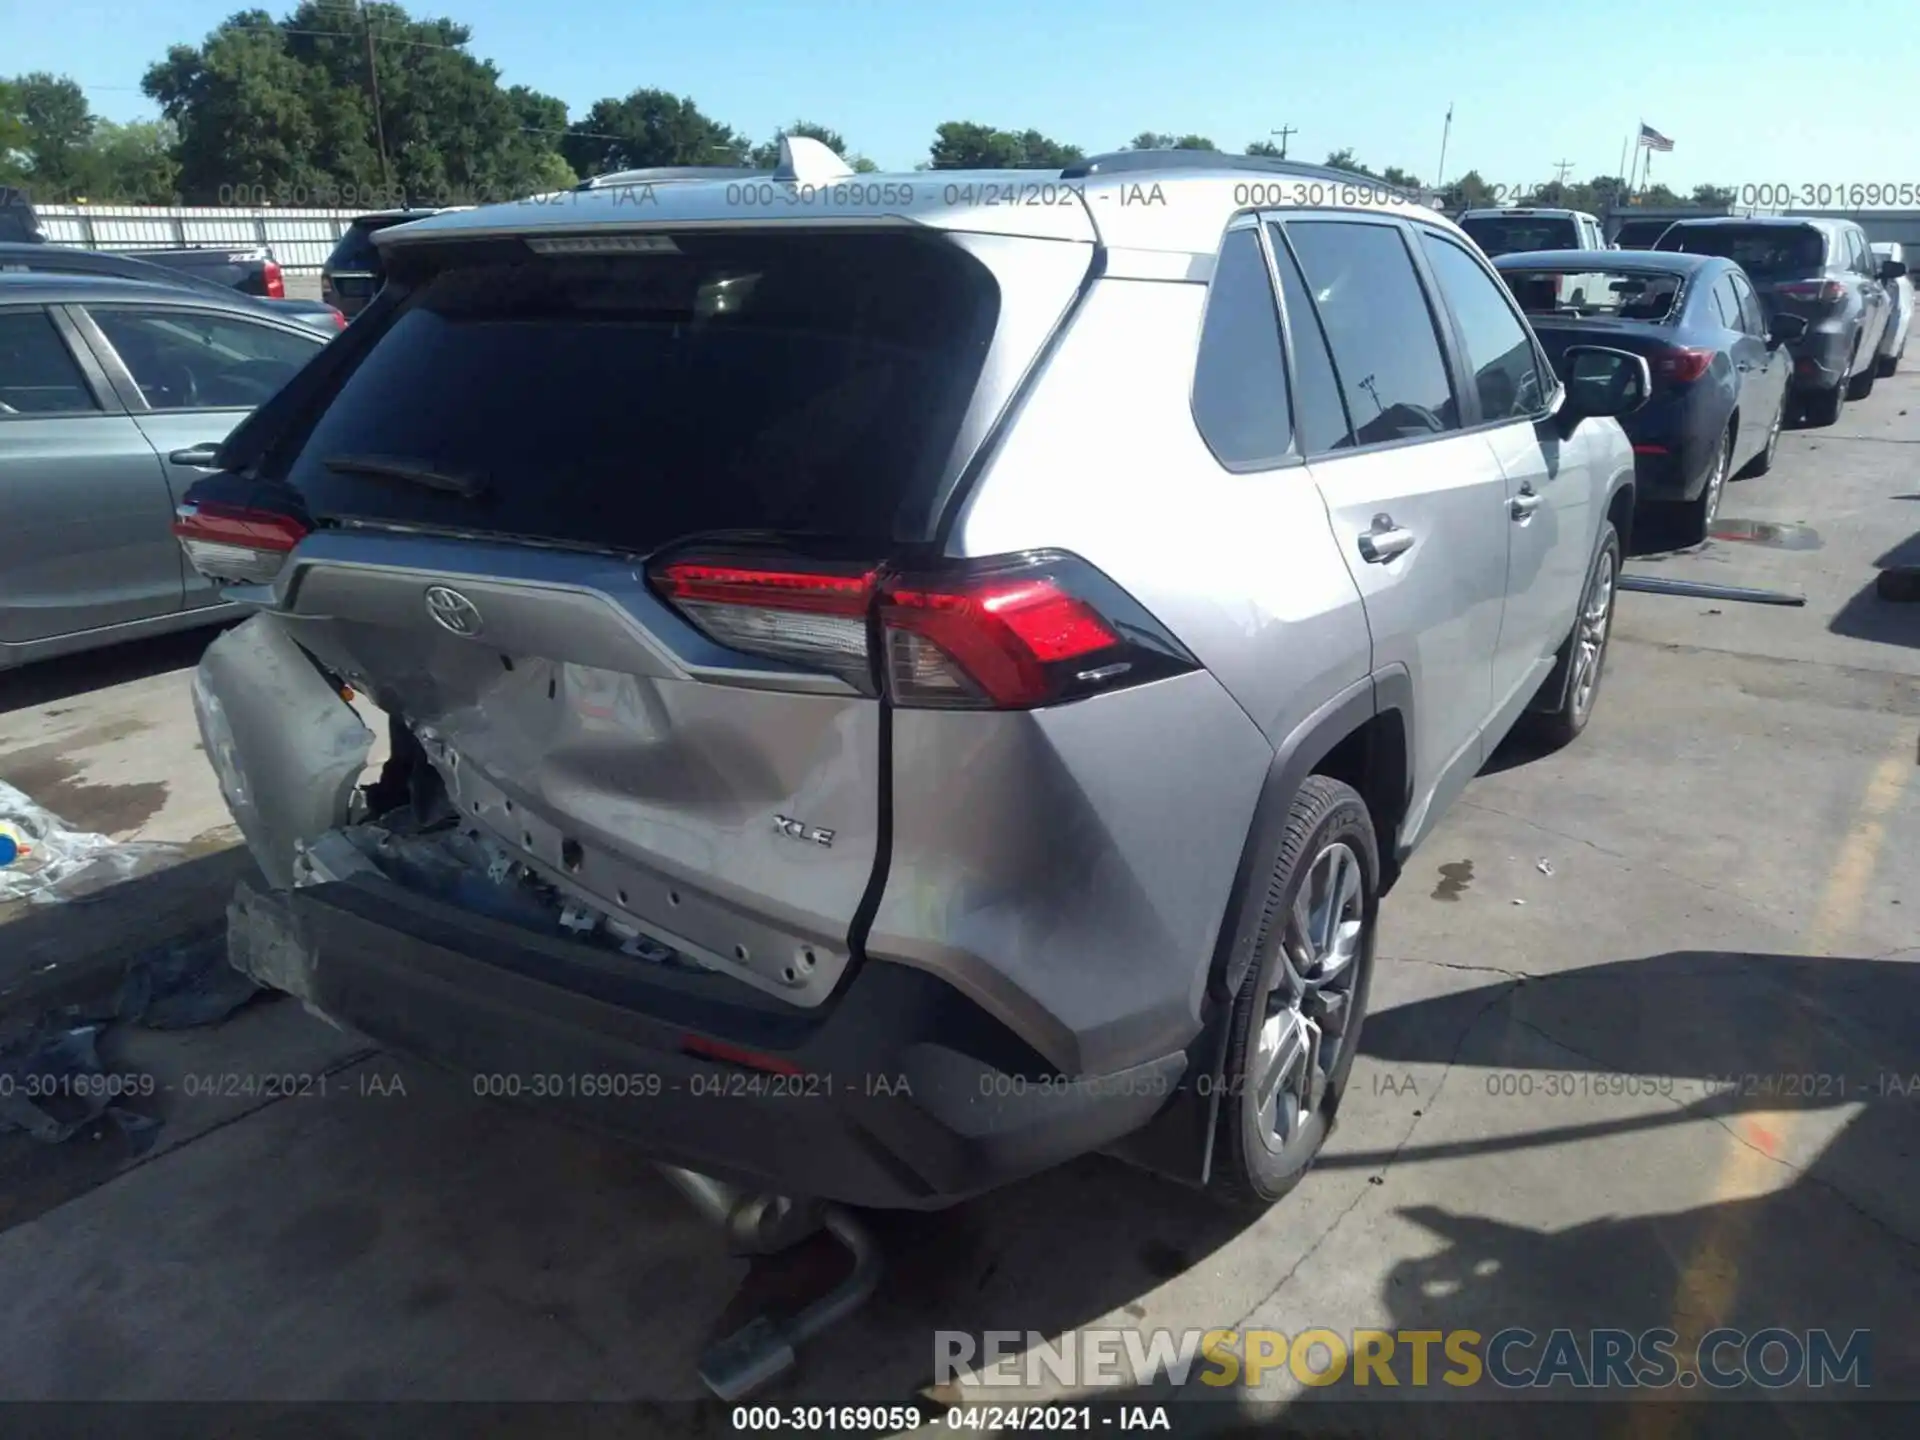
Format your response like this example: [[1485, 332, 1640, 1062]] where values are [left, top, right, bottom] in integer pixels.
[[326, 221, 403, 273], [1190, 227, 1292, 469], [1459, 215, 1579, 257], [90, 308, 321, 410], [1707, 280, 1736, 328], [1730, 272, 1765, 335], [1419, 233, 1544, 422], [1284, 220, 1459, 445], [0, 309, 99, 414], [275, 233, 1002, 551], [1268, 225, 1353, 454]]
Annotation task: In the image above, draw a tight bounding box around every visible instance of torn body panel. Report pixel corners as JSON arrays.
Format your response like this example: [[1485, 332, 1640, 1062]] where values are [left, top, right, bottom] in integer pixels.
[[193, 615, 374, 890]]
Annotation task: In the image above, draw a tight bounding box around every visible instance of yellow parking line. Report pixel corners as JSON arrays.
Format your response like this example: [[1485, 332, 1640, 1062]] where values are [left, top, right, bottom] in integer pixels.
[[1626, 740, 1912, 1436]]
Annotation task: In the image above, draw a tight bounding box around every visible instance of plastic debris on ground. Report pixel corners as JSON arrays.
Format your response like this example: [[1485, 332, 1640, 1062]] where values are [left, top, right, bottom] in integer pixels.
[[0, 779, 185, 906], [1536, 859, 1555, 876]]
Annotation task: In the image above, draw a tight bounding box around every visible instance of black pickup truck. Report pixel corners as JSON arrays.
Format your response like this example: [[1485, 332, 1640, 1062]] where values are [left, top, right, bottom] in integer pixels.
[[0, 187, 342, 333]]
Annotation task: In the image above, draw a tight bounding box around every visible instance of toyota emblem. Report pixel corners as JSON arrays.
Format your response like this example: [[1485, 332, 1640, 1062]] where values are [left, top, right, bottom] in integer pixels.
[[424, 585, 484, 637]]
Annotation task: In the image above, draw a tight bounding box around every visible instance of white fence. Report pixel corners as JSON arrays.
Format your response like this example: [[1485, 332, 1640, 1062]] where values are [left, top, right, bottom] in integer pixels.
[[34, 205, 363, 273]]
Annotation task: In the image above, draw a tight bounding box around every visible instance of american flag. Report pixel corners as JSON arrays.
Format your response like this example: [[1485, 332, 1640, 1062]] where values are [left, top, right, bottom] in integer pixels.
[[1638, 123, 1674, 152]]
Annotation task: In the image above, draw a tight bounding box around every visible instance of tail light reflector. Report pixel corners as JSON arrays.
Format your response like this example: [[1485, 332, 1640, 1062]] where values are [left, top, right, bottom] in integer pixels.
[[647, 549, 1199, 710], [262, 259, 286, 299], [1632, 443, 1668, 454], [172, 502, 309, 584], [651, 560, 876, 689], [1776, 280, 1845, 305], [1654, 347, 1713, 384], [877, 552, 1198, 711], [328, 306, 347, 330]]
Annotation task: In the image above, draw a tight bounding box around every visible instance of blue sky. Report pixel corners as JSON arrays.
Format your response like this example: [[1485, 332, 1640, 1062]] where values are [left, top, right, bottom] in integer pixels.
[[5, 0, 1917, 193]]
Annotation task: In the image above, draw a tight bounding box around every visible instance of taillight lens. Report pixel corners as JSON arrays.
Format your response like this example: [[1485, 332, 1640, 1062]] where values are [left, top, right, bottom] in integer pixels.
[[647, 549, 1199, 710], [1654, 347, 1714, 384], [651, 559, 877, 690], [172, 502, 309, 584], [1776, 280, 1845, 305], [877, 552, 1198, 710], [328, 306, 347, 329], [262, 260, 285, 299]]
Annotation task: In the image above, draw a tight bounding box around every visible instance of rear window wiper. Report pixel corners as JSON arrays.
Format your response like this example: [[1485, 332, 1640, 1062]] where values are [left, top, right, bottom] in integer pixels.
[[320, 454, 489, 499]]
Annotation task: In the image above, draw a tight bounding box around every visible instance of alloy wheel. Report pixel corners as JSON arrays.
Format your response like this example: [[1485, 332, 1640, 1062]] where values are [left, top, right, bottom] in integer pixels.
[[1702, 435, 1730, 532], [1570, 545, 1616, 723], [1765, 398, 1784, 465], [1254, 841, 1366, 1156]]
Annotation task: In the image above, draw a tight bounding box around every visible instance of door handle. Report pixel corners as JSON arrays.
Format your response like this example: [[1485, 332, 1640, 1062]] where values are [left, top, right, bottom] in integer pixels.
[[1357, 514, 1416, 564], [1510, 490, 1545, 521], [168, 444, 223, 467]]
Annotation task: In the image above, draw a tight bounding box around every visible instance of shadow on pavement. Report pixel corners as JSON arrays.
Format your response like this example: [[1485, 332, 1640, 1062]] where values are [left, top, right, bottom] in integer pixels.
[[0, 622, 233, 717], [939, 951, 1918, 1439], [1829, 528, 1920, 650]]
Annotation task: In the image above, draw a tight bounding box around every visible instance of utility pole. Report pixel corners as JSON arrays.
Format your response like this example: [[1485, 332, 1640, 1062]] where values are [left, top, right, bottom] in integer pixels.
[[1552, 158, 1575, 186], [1269, 125, 1297, 160], [361, 0, 392, 193], [1435, 103, 1453, 189]]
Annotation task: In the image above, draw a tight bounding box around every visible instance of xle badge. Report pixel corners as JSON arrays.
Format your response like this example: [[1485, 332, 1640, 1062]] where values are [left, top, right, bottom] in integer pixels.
[[773, 815, 835, 847]]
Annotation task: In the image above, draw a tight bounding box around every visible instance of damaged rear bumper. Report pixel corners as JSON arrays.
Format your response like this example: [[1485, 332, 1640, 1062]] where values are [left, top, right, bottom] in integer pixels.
[[228, 873, 1186, 1209]]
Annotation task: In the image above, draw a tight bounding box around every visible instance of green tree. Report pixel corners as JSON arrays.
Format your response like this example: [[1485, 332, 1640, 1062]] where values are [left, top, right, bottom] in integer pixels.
[[1244, 139, 1282, 158], [1324, 148, 1379, 178], [146, 4, 575, 206], [1439, 169, 1493, 209], [1127, 131, 1216, 151], [563, 87, 746, 177], [1, 72, 97, 200], [1691, 182, 1735, 208], [1640, 182, 1682, 206], [929, 121, 1082, 169], [86, 119, 182, 202], [748, 120, 877, 172], [1380, 165, 1422, 189]]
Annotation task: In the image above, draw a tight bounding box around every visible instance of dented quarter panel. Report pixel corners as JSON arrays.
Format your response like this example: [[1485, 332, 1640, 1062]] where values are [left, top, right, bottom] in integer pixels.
[[193, 614, 375, 890]]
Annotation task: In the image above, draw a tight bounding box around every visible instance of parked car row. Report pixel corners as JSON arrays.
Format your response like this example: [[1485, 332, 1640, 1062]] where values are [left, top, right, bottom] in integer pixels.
[[1475, 214, 1908, 541]]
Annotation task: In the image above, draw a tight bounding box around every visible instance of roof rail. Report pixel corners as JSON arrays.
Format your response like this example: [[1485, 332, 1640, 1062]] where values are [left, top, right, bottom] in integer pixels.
[[573, 166, 765, 192], [1059, 149, 1420, 199]]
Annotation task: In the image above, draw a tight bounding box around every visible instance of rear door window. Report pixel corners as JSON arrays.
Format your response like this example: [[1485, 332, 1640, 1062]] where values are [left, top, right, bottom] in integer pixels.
[[0, 309, 101, 415], [1268, 225, 1354, 454], [1189, 227, 1293, 469], [88, 308, 322, 410], [1662, 225, 1826, 276], [1729, 272, 1766, 336], [1283, 220, 1459, 445], [273, 232, 1003, 551]]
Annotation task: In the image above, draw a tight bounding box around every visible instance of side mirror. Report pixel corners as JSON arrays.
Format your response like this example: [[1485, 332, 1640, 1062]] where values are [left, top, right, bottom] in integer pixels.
[[1880, 257, 1907, 283], [1555, 345, 1650, 436], [1768, 313, 1810, 347]]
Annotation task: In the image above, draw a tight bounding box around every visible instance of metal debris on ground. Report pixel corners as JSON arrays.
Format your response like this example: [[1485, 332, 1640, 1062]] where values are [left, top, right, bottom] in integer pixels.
[[1536, 859, 1554, 876], [1617, 574, 1806, 607]]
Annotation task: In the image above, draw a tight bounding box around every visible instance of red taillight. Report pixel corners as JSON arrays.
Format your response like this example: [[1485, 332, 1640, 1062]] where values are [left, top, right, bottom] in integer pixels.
[[1632, 443, 1669, 454], [262, 260, 285, 299], [651, 559, 876, 689], [880, 576, 1119, 709], [647, 549, 1198, 710], [1654, 348, 1714, 384], [1777, 280, 1845, 305], [328, 306, 347, 329], [172, 502, 309, 584]]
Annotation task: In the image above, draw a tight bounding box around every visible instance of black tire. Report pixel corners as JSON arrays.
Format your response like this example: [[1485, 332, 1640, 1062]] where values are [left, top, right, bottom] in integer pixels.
[[1523, 520, 1620, 751], [1877, 350, 1899, 379], [1801, 382, 1844, 427], [1737, 392, 1785, 478], [1676, 427, 1733, 545], [1847, 362, 1876, 400], [1211, 775, 1379, 1209]]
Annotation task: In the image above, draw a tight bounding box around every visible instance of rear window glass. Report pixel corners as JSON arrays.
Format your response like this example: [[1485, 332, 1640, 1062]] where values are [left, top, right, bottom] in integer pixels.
[[1658, 225, 1825, 274], [275, 234, 1000, 551], [1501, 268, 1687, 322], [1459, 215, 1580, 257], [326, 218, 418, 273], [1611, 220, 1673, 249]]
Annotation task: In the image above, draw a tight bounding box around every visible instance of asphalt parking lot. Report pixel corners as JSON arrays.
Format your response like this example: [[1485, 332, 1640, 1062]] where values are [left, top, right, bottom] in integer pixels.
[[1, 371, 1917, 1435]]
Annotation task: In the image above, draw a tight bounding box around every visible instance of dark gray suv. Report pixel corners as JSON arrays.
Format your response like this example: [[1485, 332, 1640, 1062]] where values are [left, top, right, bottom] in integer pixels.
[[1656, 216, 1901, 425]]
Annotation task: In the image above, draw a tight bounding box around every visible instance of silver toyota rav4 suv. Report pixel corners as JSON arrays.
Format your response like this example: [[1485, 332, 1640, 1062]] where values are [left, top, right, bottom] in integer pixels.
[[178, 145, 1647, 1210]]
